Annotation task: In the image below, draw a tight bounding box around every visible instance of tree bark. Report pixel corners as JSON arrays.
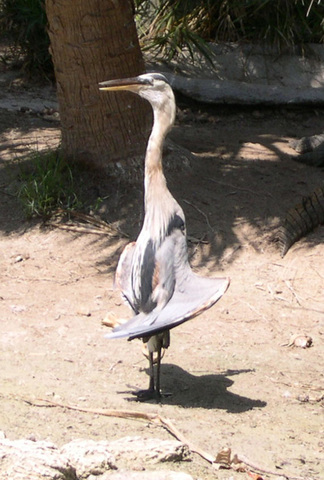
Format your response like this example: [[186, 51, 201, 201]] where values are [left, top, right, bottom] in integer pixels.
[[45, 0, 151, 167]]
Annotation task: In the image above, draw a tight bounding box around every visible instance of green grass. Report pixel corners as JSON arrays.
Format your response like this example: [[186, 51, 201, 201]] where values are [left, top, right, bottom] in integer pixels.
[[18, 150, 82, 218]]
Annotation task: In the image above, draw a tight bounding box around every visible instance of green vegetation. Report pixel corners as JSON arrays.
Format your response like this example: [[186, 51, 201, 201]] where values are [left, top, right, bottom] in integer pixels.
[[18, 151, 82, 218], [135, 0, 324, 60], [0, 1, 323, 74], [135, 0, 215, 62], [0, 0, 51, 76]]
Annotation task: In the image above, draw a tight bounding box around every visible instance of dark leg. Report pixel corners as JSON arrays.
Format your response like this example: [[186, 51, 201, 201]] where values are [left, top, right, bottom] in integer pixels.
[[132, 333, 170, 401], [135, 350, 159, 401], [155, 348, 162, 397], [153, 347, 171, 398], [148, 351, 155, 392]]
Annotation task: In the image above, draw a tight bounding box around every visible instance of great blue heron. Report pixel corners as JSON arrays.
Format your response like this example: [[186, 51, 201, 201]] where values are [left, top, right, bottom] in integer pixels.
[[99, 73, 230, 400]]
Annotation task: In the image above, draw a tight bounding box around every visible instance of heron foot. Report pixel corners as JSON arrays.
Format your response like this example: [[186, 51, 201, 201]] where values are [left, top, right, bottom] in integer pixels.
[[132, 388, 172, 401], [134, 388, 161, 402]]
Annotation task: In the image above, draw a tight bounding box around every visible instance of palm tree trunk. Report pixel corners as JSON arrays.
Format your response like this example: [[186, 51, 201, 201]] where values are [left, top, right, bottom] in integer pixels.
[[45, 0, 151, 167]]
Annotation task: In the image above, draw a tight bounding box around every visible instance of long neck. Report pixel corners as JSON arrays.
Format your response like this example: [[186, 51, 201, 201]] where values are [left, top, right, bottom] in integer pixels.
[[144, 103, 175, 210]]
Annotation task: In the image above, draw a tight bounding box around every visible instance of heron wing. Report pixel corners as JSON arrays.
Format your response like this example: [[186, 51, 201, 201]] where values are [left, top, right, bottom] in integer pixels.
[[106, 272, 230, 340], [131, 224, 185, 313], [115, 242, 137, 312]]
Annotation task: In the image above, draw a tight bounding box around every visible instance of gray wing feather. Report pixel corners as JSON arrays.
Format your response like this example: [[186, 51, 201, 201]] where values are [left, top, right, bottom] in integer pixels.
[[106, 272, 230, 340], [109, 220, 229, 340], [115, 242, 137, 312]]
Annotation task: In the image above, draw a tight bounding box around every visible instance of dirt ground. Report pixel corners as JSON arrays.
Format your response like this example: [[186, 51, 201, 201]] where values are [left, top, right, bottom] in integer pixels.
[[0, 64, 323, 480]]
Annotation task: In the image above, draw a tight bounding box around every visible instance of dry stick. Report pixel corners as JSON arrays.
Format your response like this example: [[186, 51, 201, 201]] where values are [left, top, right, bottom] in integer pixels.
[[158, 416, 215, 464], [64, 210, 127, 236], [311, 266, 324, 280], [241, 300, 268, 322], [49, 208, 129, 238], [205, 178, 274, 198], [66, 210, 112, 228], [183, 199, 214, 232], [267, 376, 324, 393], [24, 398, 311, 480], [284, 280, 303, 306], [49, 223, 113, 235], [25, 398, 214, 464], [237, 455, 308, 480]]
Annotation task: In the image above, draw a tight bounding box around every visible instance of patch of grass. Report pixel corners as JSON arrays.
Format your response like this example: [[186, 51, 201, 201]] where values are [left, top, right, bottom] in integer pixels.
[[18, 150, 82, 218]]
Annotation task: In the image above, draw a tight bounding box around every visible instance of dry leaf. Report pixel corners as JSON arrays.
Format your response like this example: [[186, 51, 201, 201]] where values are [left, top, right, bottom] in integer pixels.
[[214, 447, 231, 468], [102, 312, 128, 328], [232, 462, 247, 472], [247, 472, 265, 480], [288, 334, 313, 348]]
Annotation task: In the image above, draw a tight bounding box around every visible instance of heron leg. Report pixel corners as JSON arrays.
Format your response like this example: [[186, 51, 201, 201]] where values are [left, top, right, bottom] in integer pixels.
[[136, 351, 159, 401], [155, 347, 162, 397], [148, 351, 155, 392], [135, 333, 170, 401]]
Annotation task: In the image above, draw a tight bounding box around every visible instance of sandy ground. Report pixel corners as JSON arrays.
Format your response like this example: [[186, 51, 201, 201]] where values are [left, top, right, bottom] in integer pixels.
[[0, 65, 323, 479]]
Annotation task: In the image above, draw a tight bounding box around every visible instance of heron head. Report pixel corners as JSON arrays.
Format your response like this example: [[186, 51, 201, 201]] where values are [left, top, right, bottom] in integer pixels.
[[99, 73, 175, 121]]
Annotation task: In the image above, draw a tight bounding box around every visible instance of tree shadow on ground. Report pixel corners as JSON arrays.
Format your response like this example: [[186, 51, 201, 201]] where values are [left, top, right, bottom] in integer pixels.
[[1, 102, 324, 274]]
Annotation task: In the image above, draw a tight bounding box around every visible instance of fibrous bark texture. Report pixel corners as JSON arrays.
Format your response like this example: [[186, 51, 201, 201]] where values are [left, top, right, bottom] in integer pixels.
[[45, 0, 151, 167]]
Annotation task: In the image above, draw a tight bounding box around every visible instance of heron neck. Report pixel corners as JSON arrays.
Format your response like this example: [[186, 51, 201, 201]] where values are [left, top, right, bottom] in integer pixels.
[[144, 108, 171, 206]]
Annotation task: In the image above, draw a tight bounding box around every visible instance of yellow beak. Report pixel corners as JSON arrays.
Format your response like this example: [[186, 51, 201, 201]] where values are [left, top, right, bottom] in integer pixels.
[[99, 76, 152, 92]]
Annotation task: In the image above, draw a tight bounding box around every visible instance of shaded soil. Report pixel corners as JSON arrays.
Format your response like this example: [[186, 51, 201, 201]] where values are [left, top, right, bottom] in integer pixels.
[[0, 66, 323, 479]]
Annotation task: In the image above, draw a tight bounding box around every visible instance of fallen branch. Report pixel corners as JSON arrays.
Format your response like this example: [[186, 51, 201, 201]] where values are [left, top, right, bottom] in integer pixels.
[[284, 280, 304, 307], [47, 209, 129, 238], [205, 178, 273, 198], [183, 199, 214, 232], [267, 376, 323, 393], [48, 223, 112, 235], [24, 397, 214, 463], [22, 397, 312, 479], [241, 300, 268, 321], [237, 454, 309, 480]]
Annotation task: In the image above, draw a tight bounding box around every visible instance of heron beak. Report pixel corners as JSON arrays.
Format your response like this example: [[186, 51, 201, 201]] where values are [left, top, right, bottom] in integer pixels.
[[99, 76, 151, 92]]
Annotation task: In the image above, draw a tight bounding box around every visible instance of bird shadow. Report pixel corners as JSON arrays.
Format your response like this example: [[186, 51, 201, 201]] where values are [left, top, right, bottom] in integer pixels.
[[124, 365, 266, 412]]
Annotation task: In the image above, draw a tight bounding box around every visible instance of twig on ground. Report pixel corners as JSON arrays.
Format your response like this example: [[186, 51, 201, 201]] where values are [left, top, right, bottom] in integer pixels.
[[241, 300, 268, 321], [267, 376, 324, 393], [223, 245, 242, 261], [47, 209, 129, 238], [311, 266, 324, 280], [24, 397, 214, 463], [187, 234, 209, 244], [21, 397, 313, 479], [183, 199, 214, 232], [204, 178, 274, 198], [237, 455, 308, 480], [48, 223, 111, 235], [284, 280, 304, 306]]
